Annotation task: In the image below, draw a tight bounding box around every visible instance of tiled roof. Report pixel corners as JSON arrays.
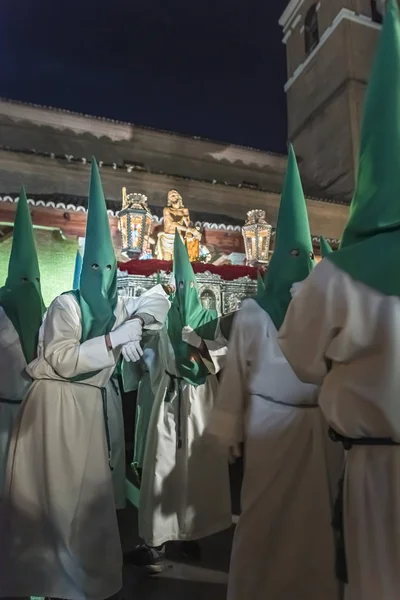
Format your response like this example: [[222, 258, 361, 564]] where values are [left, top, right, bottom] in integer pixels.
[[0, 194, 341, 243], [0, 193, 244, 231]]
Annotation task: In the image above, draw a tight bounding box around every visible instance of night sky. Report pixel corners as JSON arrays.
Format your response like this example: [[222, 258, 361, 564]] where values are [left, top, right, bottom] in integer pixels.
[[0, 0, 288, 153]]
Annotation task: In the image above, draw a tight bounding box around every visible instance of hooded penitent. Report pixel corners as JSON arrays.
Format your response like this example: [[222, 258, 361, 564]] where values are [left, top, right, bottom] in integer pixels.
[[256, 145, 314, 329], [72, 159, 118, 341], [167, 230, 218, 386], [328, 0, 400, 296], [320, 236, 333, 258], [0, 187, 45, 363]]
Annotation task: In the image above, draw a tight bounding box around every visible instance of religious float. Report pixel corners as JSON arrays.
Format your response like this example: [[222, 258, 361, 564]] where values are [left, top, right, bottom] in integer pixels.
[[116, 187, 273, 312]]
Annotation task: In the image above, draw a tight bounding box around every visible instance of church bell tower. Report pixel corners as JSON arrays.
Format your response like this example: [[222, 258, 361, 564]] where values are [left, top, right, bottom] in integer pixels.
[[280, 0, 386, 201]]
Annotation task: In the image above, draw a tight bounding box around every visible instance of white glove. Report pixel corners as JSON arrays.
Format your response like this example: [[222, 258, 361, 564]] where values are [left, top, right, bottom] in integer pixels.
[[109, 318, 143, 349], [182, 326, 202, 348], [290, 281, 304, 299], [228, 443, 241, 465], [121, 340, 143, 363]]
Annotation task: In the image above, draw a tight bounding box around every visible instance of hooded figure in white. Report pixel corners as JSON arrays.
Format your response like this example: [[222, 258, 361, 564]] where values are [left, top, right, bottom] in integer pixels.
[[0, 187, 46, 497], [0, 160, 170, 600], [279, 4, 400, 599], [208, 147, 343, 600], [123, 232, 232, 565]]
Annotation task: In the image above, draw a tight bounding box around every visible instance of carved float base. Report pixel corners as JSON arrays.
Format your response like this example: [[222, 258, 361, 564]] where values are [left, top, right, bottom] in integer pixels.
[[117, 270, 257, 315]]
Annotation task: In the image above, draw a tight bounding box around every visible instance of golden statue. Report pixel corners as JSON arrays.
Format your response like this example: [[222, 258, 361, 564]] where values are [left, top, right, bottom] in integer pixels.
[[156, 189, 202, 261]]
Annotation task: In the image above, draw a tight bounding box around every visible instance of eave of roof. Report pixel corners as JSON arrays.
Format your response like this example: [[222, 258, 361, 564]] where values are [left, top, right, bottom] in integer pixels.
[[0, 96, 286, 159], [0, 145, 349, 206]]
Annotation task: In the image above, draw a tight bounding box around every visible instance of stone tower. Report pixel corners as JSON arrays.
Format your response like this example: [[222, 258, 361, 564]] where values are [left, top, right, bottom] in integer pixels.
[[280, 0, 387, 201]]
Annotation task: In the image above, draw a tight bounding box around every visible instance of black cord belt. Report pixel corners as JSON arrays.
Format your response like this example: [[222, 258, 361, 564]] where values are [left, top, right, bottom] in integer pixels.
[[0, 397, 22, 405], [165, 371, 184, 450], [255, 393, 318, 409], [329, 427, 399, 450]]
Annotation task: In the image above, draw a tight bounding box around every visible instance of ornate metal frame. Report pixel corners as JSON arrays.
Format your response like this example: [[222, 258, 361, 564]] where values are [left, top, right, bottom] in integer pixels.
[[117, 270, 257, 316]]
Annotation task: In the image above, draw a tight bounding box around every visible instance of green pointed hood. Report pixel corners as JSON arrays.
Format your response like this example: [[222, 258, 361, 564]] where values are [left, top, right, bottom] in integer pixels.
[[167, 230, 218, 386], [72, 248, 83, 289], [256, 145, 315, 329], [0, 187, 45, 363], [320, 236, 333, 258], [73, 159, 118, 341], [328, 0, 400, 295]]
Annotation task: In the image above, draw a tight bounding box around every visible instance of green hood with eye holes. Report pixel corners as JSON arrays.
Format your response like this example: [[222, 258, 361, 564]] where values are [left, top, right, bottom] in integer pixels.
[[68, 159, 118, 342], [167, 231, 218, 386], [327, 0, 400, 297], [0, 187, 45, 363], [256, 145, 315, 329]]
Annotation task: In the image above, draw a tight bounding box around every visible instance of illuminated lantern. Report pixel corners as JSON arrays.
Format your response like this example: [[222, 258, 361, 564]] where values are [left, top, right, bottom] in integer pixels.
[[242, 209, 272, 266], [119, 188, 153, 259]]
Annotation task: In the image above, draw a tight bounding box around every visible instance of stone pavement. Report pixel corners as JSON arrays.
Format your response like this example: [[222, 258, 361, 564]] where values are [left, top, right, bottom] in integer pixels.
[[119, 458, 243, 600], [120, 503, 235, 600]]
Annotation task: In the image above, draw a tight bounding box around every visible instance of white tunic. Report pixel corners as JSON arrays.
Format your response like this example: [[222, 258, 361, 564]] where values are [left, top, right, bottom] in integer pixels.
[[278, 258, 400, 600], [209, 299, 343, 600], [0, 286, 170, 600], [138, 324, 232, 547], [0, 307, 31, 496]]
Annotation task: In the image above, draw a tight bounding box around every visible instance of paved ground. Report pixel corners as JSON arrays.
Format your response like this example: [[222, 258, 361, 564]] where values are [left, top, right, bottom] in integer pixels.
[[120, 503, 235, 600], [119, 458, 243, 600]]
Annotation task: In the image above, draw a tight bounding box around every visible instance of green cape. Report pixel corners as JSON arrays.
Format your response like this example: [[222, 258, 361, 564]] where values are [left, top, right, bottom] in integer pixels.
[[328, 0, 400, 296], [256, 145, 314, 329], [0, 188, 45, 363], [319, 236, 333, 258], [69, 159, 118, 341], [167, 231, 218, 386]]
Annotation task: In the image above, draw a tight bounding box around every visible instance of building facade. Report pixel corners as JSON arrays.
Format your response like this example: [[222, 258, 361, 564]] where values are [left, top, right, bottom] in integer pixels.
[[0, 97, 350, 302], [280, 0, 386, 199], [0, 97, 348, 238]]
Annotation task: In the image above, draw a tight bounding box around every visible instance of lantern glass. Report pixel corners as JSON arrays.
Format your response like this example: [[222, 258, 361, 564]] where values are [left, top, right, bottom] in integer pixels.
[[242, 210, 272, 265], [119, 206, 153, 258]]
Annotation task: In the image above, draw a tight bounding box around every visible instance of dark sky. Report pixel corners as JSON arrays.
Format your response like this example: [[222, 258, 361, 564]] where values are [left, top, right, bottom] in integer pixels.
[[0, 0, 288, 153]]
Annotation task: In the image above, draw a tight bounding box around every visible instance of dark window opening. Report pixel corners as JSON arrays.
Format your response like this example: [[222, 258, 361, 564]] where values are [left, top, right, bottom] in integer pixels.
[[304, 4, 319, 55], [371, 0, 385, 23]]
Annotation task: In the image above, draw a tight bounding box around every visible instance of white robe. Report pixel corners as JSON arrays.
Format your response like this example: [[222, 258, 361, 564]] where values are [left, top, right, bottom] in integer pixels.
[[209, 299, 343, 600], [0, 307, 31, 496], [138, 324, 232, 547], [0, 285, 170, 600], [278, 258, 400, 600]]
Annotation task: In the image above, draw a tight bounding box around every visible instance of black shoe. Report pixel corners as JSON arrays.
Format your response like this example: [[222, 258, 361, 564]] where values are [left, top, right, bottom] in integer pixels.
[[123, 544, 165, 574], [177, 540, 201, 561]]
